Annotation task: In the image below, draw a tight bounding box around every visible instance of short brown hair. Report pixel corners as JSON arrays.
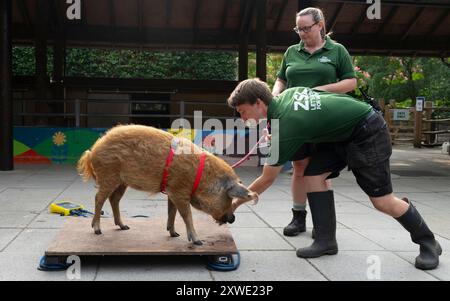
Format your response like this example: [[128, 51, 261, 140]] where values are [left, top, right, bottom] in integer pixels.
[[227, 78, 273, 108]]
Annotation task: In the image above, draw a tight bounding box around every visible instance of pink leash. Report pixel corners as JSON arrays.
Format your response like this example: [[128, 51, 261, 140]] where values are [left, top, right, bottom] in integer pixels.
[[231, 128, 269, 168]]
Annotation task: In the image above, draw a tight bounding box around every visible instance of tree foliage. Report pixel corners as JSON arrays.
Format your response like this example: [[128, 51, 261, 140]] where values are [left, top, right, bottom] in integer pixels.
[[354, 56, 450, 107], [12, 46, 237, 80], [12, 46, 450, 107]]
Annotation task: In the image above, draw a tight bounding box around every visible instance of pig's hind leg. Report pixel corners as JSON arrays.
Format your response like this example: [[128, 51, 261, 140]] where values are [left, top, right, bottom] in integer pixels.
[[167, 198, 180, 237], [92, 189, 109, 235], [109, 184, 129, 230]]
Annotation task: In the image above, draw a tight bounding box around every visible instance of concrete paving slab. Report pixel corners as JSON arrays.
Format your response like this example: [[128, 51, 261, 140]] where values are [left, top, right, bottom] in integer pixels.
[[0, 229, 21, 251], [395, 251, 450, 281], [256, 211, 345, 229], [230, 228, 293, 251], [0, 211, 38, 228], [354, 229, 450, 252], [229, 212, 267, 228], [391, 179, 439, 193], [337, 213, 404, 230], [211, 251, 327, 281], [28, 212, 70, 229], [335, 189, 371, 203], [3, 229, 59, 254], [0, 252, 98, 281], [276, 228, 385, 252], [334, 201, 376, 214], [308, 251, 438, 281], [418, 215, 450, 239], [0, 187, 65, 213], [95, 255, 213, 281]]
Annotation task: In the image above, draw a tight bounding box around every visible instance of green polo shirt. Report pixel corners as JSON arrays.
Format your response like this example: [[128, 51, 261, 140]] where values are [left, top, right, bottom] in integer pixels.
[[276, 36, 356, 88], [266, 87, 372, 166]]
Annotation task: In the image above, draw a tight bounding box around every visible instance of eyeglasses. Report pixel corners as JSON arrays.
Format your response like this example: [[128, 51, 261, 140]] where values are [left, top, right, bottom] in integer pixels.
[[293, 21, 319, 34]]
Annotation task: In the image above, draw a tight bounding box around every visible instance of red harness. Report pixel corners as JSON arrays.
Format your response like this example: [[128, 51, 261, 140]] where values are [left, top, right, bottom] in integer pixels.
[[160, 147, 206, 196]]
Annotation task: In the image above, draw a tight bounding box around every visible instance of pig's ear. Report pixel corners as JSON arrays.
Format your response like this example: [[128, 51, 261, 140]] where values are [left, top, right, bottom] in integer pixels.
[[227, 183, 250, 199]]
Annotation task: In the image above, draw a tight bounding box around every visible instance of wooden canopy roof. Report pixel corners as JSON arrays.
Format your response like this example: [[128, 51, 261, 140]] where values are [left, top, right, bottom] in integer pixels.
[[11, 0, 450, 57]]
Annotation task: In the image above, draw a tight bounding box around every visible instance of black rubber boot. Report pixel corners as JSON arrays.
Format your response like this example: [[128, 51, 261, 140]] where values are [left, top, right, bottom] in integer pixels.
[[283, 209, 307, 236], [296, 190, 338, 258], [396, 198, 442, 270]]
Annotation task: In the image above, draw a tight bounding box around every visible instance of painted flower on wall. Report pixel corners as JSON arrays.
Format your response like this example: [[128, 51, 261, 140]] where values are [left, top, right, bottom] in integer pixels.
[[52, 131, 68, 163], [53, 131, 66, 146]]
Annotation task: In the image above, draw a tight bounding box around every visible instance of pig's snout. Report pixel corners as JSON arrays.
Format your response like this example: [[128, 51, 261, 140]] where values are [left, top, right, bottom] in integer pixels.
[[227, 213, 235, 224], [218, 213, 235, 225]]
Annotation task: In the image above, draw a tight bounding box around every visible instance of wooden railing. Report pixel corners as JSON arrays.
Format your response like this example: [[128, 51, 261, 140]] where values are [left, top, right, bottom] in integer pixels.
[[381, 100, 450, 148]]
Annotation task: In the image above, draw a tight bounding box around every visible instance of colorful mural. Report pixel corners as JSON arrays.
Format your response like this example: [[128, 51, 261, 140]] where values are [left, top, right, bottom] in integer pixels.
[[13, 127, 254, 165]]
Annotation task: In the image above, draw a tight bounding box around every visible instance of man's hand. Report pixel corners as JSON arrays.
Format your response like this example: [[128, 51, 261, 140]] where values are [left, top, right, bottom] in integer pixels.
[[231, 192, 259, 213]]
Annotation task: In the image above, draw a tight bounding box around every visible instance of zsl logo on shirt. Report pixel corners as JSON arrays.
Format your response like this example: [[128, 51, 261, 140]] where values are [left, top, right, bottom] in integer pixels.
[[293, 88, 322, 111], [318, 56, 332, 63]]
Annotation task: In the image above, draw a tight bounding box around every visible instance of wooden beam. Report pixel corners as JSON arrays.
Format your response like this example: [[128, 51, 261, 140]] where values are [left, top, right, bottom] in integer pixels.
[[327, 3, 344, 33], [193, 0, 202, 30], [109, 0, 116, 44], [256, 0, 267, 81], [166, 0, 172, 28], [401, 7, 426, 40], [298, 0, 312, 11], [427, 8, 450, 35], [319, 0, 449, 8], [238, 34, 248, 81], [272, 0, 288, 31], [137, 0, 144, 33], [376, 6, 398, 36], [17, 0, 31, 27], [220, 0, 232, 31], [239, 0, 255, 34], [49, 0, 61, 32], [351, 7, 367, 36], [1, 0, 13, 170]]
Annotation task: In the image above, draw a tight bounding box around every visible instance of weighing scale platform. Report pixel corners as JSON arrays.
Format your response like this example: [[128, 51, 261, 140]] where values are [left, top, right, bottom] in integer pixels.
[[45, 215, 238, 257]]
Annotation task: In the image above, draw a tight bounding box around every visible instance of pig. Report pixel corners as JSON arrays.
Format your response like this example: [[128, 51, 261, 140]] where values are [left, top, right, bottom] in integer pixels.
[[77, 124, 258, 245]]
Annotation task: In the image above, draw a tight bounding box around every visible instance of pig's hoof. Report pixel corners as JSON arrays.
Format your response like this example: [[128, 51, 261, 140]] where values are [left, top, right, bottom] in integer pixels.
[[193, 240, 203, 246], [94, 230, 102, 235], [170, 232, 180, 237], [120, 225, 130, 230]]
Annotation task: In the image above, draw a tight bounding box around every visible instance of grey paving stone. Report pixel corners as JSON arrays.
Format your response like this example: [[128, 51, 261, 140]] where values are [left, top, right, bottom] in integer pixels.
[[0, 229, 21, 251], [211, 251, 326, 281], [276, 228, 385, 252], [28, 212, 70, 229], [229, 212, 267, 228], [0, 211, 38, 228], [0, 252, 98, 281], [354, 230, 450, 252], [395, 251, 450, 281], [230, 228, 294, 251], [308, 250, 438, 281], [337, 212, 404, 230], [0, 188, 64, 212], [3, 229, 59, 254], [256, 211, 345, 229]]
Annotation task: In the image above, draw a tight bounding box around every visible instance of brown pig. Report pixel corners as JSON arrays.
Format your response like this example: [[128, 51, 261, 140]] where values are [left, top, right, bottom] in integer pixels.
[[77, 124, 258, 245]]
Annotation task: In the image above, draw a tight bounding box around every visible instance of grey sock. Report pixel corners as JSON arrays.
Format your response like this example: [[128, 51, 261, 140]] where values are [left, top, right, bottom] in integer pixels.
[[293, 202, 306, 211]]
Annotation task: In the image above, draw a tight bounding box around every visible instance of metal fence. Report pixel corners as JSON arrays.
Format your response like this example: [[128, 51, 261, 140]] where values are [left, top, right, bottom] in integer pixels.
[[13, 98, 238, 128]]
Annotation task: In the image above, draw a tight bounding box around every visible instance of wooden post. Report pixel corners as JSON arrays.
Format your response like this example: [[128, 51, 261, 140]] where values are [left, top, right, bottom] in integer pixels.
[[424, 101, 433, 145], [256, 0, 267, 81], [0, 0, 13, 170], [384, 104, 394, 142], [413, 107, 423, 148]]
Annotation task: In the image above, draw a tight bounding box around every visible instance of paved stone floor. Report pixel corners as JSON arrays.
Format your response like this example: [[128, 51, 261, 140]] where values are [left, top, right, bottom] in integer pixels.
[[0, 145, 449, 281]]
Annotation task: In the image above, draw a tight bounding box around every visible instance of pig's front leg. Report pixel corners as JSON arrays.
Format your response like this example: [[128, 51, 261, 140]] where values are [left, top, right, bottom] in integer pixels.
[[175, 199, 202, 245], [166, 198, 180, 237]]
